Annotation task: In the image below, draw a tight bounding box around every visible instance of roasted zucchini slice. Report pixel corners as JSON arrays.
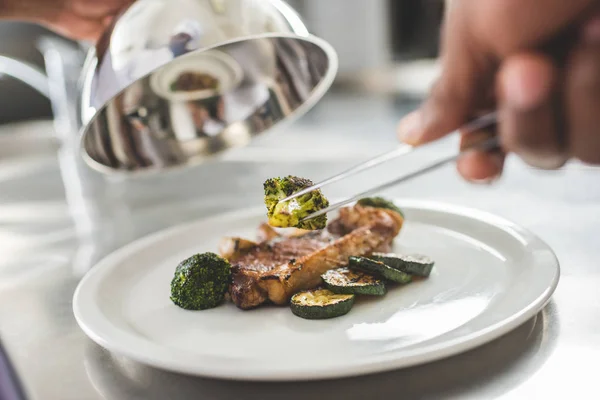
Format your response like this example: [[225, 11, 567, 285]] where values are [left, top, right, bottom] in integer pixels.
[[290, 289, 355, 319], [322, 267, 387, 296], [370, 253, 435, 277], [357, 197, 404, 218], [349, 256, 412, 284]]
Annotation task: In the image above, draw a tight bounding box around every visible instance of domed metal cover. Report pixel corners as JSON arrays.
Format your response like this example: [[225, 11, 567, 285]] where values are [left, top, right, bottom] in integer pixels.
[[79, 0, 338, 174]]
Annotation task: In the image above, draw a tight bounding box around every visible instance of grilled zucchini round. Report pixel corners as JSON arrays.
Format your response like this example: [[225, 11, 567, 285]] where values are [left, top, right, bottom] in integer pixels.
[[357, 197, 404, 218], [349, 256, 412, 284], [290, 289, 355, 319], [370, 253, 435, 277], [322, 267, 387, 296]]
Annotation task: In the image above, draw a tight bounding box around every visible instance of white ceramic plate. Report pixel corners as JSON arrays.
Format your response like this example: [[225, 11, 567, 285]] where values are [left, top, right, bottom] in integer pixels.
[[73, 200, 559, 381]]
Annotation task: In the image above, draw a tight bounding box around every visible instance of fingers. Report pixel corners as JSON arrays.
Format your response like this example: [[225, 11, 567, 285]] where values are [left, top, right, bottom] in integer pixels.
[[460, 39, 600, 175], [41, 13, 108, 42], [397, 4, 496, 146], [496, 53, 568, 169], [70, 0, 133, 19], [457, 151, 505, 183], [469, 0, 595, 55], [565, 20, 600, 164], [457, 127, 505, 183], [452, 52, 563, 182], [45, 0, 134, 41], [394, 0, 600, 181], [395, 0, 595, 148]]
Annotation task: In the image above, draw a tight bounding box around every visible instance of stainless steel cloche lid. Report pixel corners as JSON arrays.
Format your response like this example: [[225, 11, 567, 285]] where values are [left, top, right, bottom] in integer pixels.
[[78, 0, 338, 175]]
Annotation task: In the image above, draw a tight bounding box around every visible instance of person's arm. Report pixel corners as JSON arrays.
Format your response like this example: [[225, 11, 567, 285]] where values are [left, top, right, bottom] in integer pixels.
[[396, 0, 600, 182], [0, 0, 20, 16], [0, 0, 133, 41]]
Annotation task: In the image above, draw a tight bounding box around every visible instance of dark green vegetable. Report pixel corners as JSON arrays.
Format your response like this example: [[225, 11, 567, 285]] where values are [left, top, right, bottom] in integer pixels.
[[357, 197, 404, 218], [322, 267, 387, 296], [264, 175, 329, 230], [370, 253, 435, 277], [170, 252, 231, 310], [290, 289, 354, 319], [349, 256, 412, 284]]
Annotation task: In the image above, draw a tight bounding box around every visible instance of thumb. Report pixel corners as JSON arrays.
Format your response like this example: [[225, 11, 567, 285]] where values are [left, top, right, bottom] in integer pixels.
[[397, 4, 495, 146]]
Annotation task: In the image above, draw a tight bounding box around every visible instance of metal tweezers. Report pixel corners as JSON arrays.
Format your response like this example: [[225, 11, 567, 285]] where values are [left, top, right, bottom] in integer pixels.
[[280, 111, 500, 221]]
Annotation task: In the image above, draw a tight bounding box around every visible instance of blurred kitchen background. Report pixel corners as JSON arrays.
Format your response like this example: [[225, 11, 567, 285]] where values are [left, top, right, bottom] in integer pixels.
[[0, 0, 443, 125]]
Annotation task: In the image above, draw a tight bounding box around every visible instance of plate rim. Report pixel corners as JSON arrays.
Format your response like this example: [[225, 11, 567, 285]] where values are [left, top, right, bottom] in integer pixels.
[[72, 199, 560, 381]]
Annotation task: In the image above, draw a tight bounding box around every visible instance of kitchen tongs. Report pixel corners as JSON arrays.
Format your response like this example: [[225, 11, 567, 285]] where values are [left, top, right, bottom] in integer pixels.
[[280, 111, 500, 222]]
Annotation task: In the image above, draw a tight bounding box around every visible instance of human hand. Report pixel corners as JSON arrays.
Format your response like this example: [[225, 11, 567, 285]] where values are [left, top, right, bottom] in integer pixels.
[[1, 0, 134, 41], [396, 0, 600, 183]]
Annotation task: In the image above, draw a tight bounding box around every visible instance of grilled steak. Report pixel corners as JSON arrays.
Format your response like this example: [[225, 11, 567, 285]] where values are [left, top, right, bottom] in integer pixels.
[[225, 204, 404, 310]]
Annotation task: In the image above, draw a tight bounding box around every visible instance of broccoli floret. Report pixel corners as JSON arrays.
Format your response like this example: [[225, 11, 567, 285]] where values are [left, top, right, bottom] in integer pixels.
[[263, 175, 329, 230], [170, 252, 231, 310], [357, 197, 404, 218]]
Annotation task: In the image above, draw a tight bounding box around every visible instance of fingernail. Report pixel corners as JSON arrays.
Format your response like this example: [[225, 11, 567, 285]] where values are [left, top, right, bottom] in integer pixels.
[[470, 174, 501, 185], [503, 60, 552, 110], [397, 111, 423, 145], [458, 152, 504, 185]]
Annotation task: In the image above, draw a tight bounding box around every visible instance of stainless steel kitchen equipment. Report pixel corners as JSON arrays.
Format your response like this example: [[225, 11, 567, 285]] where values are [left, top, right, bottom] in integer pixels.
[[281, 112, 499, 221], [0, 0, 338, 261], [80, 0, 337, 174], [0, 0, 338, 175]]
